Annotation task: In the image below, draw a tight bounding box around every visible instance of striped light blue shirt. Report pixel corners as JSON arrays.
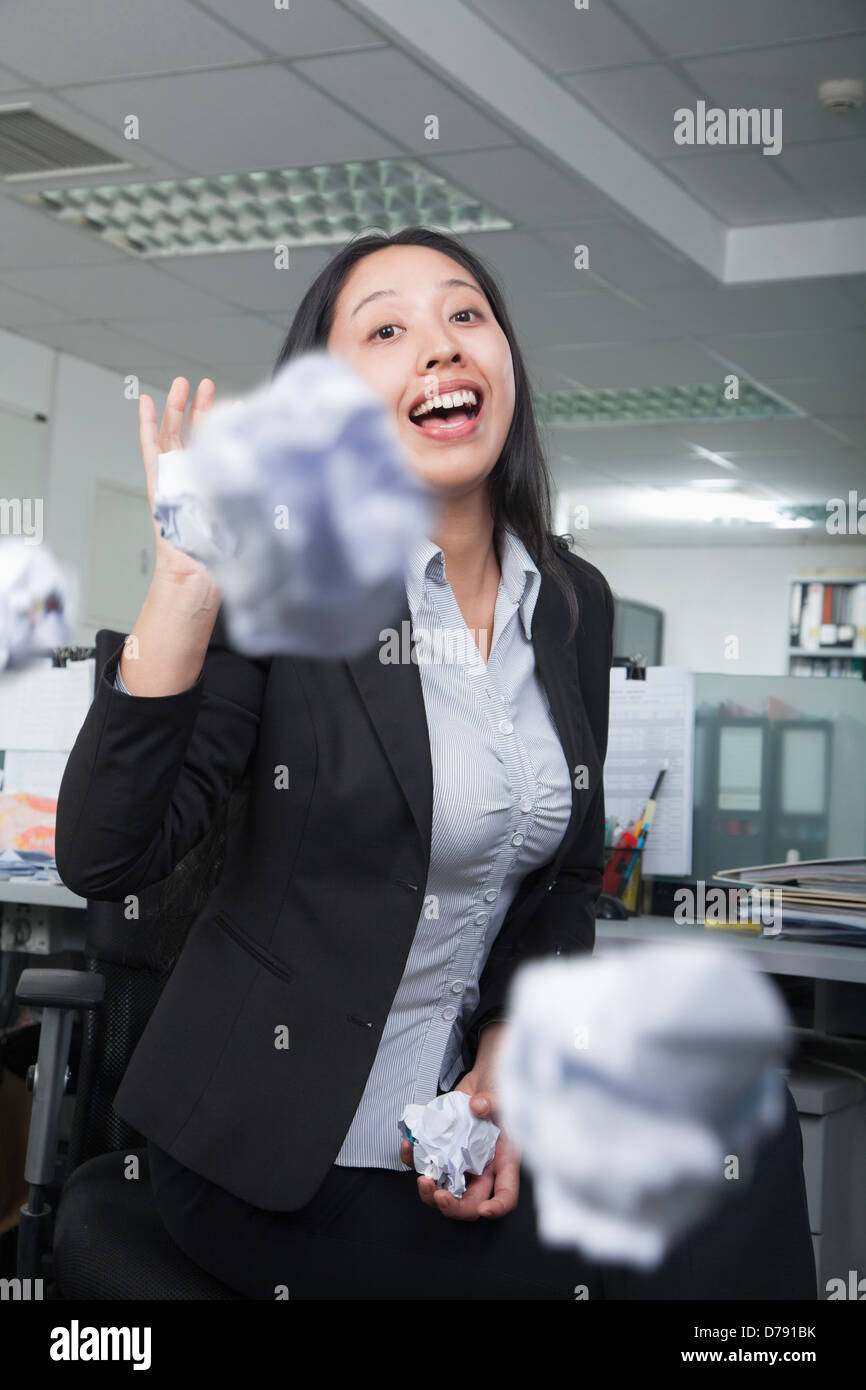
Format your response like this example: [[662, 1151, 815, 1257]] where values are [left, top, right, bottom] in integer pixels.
[[114, 526, 573, 1170]]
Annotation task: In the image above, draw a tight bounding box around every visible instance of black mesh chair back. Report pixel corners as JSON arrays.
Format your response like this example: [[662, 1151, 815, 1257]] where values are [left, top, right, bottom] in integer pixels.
[[51, 627, 249, 1297]]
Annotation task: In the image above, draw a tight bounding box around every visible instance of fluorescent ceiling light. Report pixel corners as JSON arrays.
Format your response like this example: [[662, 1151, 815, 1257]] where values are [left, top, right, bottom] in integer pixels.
[[538, 382, 798, 426], [14, 159, 511, 256], [636, 488, 813, 526]]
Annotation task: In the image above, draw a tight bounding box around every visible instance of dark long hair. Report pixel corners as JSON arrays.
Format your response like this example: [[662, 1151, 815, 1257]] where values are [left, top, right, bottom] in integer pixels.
[[273, 225, 579, 638]]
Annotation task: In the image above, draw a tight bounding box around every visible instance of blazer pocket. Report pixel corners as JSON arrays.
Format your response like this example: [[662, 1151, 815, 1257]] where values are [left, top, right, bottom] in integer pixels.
[[213, 912, 295, 985]]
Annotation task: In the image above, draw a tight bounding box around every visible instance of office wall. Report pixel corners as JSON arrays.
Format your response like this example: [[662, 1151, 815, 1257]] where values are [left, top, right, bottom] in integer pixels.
[[583, 543, 866, 676], [0, 326, 165, 642]]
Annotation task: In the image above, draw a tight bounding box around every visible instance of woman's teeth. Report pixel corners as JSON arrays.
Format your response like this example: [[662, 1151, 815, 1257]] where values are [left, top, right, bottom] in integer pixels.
[[409, 388, 479, 420]]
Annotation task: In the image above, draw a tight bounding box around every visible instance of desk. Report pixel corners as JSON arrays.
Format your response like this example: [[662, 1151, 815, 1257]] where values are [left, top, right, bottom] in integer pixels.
[[596, 914, 866, 985]]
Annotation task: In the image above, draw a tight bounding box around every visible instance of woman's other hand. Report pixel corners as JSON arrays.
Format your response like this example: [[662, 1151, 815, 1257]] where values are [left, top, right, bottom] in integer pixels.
[[400, 1021, 520, 1220]]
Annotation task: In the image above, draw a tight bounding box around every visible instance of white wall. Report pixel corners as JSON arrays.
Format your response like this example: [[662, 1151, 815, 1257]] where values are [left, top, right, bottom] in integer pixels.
[[1, 326, 165, 642], [580, 543, 866, 675]]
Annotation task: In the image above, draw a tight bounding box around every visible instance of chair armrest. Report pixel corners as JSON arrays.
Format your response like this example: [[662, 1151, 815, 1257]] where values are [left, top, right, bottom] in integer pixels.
[[15, 968, 105, 1011]]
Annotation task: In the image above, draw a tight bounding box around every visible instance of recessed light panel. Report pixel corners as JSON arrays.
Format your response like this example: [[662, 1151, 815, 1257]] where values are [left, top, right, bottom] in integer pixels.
[[14, 159, 512, 256], [537, 382, 799, 426]]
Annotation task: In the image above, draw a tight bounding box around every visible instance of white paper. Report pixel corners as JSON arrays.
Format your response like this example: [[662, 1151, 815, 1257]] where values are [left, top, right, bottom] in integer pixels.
[[0, 540, 76, 671], [499, 945, 789, 1268], [0, 658, 94, 751], [399, 1091, 500, 1198], [603, 666, 695, 876], [152, 350, 433, 658], [2, 749, 69, 797]]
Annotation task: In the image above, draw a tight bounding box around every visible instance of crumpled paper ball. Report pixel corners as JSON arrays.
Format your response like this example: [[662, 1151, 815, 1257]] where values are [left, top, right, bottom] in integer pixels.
[[152, 349, 433, 657], [498, 944, 790, 1268], [0, 541, 76, 670], [399, 1091, 501, 1197]]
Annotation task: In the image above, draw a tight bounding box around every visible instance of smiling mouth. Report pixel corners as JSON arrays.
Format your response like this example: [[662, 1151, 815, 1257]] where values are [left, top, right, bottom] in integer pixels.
[[408, 387, 483, 430]]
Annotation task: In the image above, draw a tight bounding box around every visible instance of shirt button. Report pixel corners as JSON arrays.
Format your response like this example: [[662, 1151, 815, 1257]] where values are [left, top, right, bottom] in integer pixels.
[[441, 1006, 457, 1021], [473, 912, 489, 927], [519, 796, 533, 812], [511, 833, 524, 846], [483, 890, 498, 902], [498, 719, 513, 735], [451, 980, 465, 994]]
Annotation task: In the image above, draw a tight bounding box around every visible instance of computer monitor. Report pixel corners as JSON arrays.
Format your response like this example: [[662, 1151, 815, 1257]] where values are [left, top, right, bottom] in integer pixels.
[[612, 597, 663, 666]]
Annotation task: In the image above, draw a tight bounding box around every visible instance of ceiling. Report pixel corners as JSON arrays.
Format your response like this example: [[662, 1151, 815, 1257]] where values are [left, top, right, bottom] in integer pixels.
[[1, 0, 865, 547]]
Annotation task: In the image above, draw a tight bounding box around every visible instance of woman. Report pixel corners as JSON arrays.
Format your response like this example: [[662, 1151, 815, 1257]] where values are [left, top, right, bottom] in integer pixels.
[[55, 226, 815, 1301]]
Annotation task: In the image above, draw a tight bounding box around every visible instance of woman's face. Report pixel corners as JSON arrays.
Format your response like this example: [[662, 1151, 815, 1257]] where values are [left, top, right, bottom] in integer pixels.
[[327, 244, 516, 500]]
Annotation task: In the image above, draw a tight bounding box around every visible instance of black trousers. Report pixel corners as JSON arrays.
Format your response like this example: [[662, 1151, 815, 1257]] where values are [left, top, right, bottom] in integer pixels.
[[147, 1084, 816, 1301]]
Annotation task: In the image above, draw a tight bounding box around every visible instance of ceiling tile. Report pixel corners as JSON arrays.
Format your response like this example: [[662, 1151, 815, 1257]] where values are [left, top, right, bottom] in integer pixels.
[[209, 362, 279, 393], [761, 376, 866, 417], [560, 63, 701, 161], [547, 421, 709, 457], [466, 0, 654, 75], [155, 245, 335, 315], [660, 150, 822, 224], [452, 229, 571, 297], [198, 0, 383, 56], [529, 338, 725, 389], [816, 416, 866, 449], [537, 222, 709, 293], [0, 0, 260, 85], [681, 35, 866, 148], [0, 196, 130, 270], [636, 282, 864, 335], [0, 64, 29, 90], [613, 0, 866, 56], [513, 288, 662, 346], [8, 262, 241, 320], [706, 329, 866, 380], [123, 314, 284, 365], [668, 416, 843, 453], [0, 282, 75, 328], [754, 451, 866, 495], [427, 147, 620, 228], [576, 455, 744, 486], [61, 64, 398, 176], [781, 137, 866, 217], [294, 47, 510, 153], [15, 321, 175, 369]]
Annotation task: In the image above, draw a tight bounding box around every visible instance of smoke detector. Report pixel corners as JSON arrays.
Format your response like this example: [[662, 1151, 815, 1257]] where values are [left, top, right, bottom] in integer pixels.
[[817, 79, 864, 112]]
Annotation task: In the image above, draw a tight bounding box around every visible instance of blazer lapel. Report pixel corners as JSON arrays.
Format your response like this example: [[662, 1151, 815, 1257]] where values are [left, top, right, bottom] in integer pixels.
[[345, 596, 434, 875]]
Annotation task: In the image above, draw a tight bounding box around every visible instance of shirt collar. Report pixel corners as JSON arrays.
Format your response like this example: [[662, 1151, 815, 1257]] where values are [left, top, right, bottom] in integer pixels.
[[405, 525, 541, 639]]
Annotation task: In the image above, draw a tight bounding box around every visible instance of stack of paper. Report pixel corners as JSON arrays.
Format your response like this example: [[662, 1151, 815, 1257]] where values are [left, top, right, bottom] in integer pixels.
[[713, 858, 866, 944]]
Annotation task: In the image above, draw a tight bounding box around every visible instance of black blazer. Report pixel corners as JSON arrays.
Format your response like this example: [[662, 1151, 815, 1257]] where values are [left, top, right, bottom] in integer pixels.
[[55, 546, 613, 1210]]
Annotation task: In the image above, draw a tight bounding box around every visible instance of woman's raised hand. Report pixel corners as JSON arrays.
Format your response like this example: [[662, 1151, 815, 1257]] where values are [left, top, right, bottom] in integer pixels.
[[140, 376, 221, 607]]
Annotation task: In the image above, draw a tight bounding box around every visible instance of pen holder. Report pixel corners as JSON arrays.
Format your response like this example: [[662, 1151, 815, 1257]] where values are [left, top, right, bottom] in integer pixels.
[[602, 845, 644, 914]]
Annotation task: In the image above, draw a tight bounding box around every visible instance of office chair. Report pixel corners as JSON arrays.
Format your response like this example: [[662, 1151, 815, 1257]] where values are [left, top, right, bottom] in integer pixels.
[[15, 627, 248, 1299]]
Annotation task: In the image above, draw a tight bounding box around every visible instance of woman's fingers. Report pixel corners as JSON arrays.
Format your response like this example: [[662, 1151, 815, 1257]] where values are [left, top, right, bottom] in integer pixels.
[[139, 393, 160, 512], [478, 1159, 519, 1219], [158, 376, 191, 453], [429, 1169, 496, 1222], [186, 377, 216, 444]]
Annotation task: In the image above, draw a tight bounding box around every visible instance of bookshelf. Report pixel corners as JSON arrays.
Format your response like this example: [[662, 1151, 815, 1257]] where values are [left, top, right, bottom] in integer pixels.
[[788, 575, 866, 679]]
